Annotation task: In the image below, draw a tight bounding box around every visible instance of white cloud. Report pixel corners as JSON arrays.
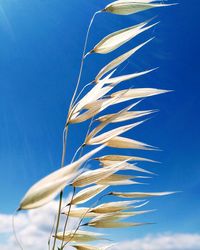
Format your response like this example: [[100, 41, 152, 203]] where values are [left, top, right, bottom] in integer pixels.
[[0, 202, 199, 250], [111, 233, 200, 250], [0, 199, 76, 250]]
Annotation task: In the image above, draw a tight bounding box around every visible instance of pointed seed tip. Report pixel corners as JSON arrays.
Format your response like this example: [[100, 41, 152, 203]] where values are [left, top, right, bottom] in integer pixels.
[[151, 21, 160, 26], [167, 3, 179, 6], [145, 16, 158, 24], [172, 190, 182, 194]]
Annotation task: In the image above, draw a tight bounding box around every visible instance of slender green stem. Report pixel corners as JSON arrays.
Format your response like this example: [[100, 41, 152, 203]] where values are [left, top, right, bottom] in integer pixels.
[[52, 126, 69, 250]]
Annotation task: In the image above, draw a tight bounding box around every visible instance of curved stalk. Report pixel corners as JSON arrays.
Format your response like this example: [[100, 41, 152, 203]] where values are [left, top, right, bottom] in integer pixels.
[[69, 11, 100, 113], [48, 215, 57, 250], [71, 144, 84, 163], [73, 81, 94, 108], [53, 10, 100, 250], [12, 210, 23, 250]]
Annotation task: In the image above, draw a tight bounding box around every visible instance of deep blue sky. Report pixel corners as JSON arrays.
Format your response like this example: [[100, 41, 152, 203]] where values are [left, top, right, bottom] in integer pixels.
[[0, 0, 199, 241]]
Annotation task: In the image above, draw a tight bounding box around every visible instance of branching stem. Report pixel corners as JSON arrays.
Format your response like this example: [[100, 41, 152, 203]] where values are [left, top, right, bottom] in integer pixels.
[[62, 193, 109, 247], [60, 186, 76, 249]]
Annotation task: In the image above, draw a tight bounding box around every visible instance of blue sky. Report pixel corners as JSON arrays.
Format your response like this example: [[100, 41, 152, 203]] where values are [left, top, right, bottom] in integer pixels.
[[0, 0, 200, 248]]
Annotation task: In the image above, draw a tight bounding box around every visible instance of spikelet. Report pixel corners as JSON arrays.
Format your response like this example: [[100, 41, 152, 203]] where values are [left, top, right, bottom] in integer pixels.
[[110, 88, 170, 101], [87, 211, 153, 224], [91, 200, 142, 213], [90, 20, 158, 54], [110, 191, 175, 198], [103, 1, 176, 15], [71, 185, 108, 205], [85, 120, 146, 145], [72, 159, 133, 187], [54, 230, 105, 242], [70, 70, 116, 119], [102, 68, 157, 86], [69, 96, 120, 124], [19, 145, 104, 210], [95, 38, 153, 82], [72, 244, 115, 250], [62, 207, 97, 218], [96, 173, 137, 186], [104, 162, 155, 175], [87, 101, 142, 140], [86, 218, 149, 228], [97, 110, 156, 123], [95, 154, 157, 166], [106, 136, 155, 150]]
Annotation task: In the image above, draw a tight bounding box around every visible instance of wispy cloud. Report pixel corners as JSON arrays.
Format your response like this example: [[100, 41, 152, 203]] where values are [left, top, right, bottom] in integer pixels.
[[111, 233, 200, 250], [0, 201, 199, 250], [0, 199, 76, 250]]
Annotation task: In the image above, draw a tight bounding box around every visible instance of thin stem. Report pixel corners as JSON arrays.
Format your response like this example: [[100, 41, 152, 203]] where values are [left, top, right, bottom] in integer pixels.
[[87, 116, 95, 137], [51, 9, 100, 250], [53, 11, 101, 248], [48, 214, 57, 250], [59, 117, 95, 248], [60, 186, 76, 249], [81, 158, 93, 172], [78, 145, 85, 159], [61, 126, 68, 166], [69, 11, 100, 113], [71, 116, 94, 163], [71, 144, 84, 163], [12, 210, 23, 250], [82, 116, 95, 147], [52, 126, 69, 250]]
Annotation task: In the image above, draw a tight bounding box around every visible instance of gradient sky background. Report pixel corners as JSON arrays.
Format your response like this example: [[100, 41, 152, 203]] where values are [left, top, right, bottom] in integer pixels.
[[0, 0, 200, 247]]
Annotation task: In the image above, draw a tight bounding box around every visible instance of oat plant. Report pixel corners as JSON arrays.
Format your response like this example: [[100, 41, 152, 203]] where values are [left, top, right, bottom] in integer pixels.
[[16, 1, 176, 249]]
